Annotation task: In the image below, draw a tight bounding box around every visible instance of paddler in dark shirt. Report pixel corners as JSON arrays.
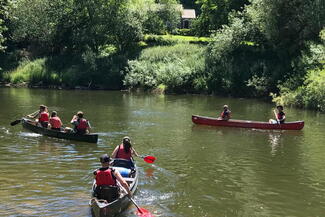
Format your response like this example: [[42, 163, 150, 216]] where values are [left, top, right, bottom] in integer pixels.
[[218, 105, 231, 121]]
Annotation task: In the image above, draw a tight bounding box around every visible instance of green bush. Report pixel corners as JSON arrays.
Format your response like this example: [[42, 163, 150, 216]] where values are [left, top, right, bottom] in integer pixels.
[[124, 43, 207, 93], [273, 29, 325, 111], [273, 67, 325, 111], [176, 29, 193, 36], [144, 35, 180, 46]]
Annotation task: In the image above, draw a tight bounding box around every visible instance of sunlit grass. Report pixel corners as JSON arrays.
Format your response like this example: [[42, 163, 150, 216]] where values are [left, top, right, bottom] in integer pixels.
[[144, 34, 211, 44], [4, 58, 60, 85]]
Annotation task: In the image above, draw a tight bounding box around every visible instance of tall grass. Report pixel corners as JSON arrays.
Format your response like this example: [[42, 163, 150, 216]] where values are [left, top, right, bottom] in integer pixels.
[[4, 58, 60, 85], [124, 43, 207, 93], [3, 55, 125, 89], [144, 34, 211, 45]]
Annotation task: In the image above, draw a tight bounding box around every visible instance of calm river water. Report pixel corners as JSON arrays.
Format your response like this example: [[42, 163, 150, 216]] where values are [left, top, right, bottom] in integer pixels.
[[1, 88, 325, 217]]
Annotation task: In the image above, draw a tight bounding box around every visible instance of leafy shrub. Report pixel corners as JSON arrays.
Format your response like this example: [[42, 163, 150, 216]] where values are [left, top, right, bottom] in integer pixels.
[[273, 30, 325, 111], [176, 29, 194, 36], [124, 43, 207, 93], [273, 67, 325, 111]]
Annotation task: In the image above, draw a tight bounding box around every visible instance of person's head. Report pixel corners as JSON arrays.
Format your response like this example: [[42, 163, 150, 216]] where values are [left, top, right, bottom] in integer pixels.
[[77, 111, 83, 118], [122, 136, 132, 153], [51, 111, 57, 117], [39, 105, 46, 111], [277, 105, 284, 111], [100, 154, 110, 166], [223, 105, 229, 110]]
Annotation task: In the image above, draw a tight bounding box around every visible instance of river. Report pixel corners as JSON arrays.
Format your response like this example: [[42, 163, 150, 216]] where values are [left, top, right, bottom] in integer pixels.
[[1, 88, 325, 217]]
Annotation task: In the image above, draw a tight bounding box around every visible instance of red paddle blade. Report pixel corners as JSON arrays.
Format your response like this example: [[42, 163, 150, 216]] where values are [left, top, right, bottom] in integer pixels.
[[143, 156, 156, 163], [136, 208, 154, 217]]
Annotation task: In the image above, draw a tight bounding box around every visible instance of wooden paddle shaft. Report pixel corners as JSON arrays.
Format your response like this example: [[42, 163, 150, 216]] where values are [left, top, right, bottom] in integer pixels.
[[119, 184, 143, 214]]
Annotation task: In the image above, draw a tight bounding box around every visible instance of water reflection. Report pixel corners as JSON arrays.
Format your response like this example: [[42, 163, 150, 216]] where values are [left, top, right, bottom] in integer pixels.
[[268, 133, 282, 155], [144, 167, 155, 178]]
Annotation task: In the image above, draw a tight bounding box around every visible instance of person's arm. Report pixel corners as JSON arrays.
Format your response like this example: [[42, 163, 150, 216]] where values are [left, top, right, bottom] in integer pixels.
[[114, 170, 131, 196], [131, 147, 140, 157], [27, 110, 40, 119], [111, 146, 119, 158], [70, 115, 78, 124], [93, 170, 97, 179]]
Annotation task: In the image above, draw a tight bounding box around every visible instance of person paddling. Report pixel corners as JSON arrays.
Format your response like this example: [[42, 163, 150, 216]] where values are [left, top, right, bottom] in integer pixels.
[[49, 111, 63, 131], [112, 136, 139, 168], [93, 154, 132, 202], [27, 105, 49, 128], [269, 105, 286, 124], [70, 111, 91, 134], [218, 105, 231, 120]]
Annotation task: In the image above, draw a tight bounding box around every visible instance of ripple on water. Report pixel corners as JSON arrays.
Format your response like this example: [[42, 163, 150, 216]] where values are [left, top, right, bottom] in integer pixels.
[[0, 126, 11, 135], [18, 132, 42, 138]]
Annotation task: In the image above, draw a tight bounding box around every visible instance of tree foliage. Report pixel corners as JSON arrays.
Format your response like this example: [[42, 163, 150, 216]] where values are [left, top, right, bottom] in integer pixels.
[[7, 0, 144, 54], [206, 0, 325, 96], [193, 0, 249, 36], [0, 0, 9, 52]]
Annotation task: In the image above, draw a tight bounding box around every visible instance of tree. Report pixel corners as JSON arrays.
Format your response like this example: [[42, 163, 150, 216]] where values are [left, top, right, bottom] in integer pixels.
[[193, 0, 249, 36], [8, 0, 145, 55], [0, 0, 8, 52], [143, 0, 180, 34], [205, 0, 325, 96]]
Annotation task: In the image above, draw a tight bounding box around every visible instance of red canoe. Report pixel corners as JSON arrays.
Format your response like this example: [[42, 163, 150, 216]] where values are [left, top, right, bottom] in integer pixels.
[[192, 115, 304, 130]]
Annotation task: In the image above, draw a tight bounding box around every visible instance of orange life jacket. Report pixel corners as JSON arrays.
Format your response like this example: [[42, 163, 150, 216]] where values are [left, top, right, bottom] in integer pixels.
[[116, 144, 132, 160], [95, 168, 116, 186]]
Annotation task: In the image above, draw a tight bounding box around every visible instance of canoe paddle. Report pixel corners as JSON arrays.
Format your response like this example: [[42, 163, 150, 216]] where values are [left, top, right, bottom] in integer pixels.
[[273, 110, 280, 124], [10, 119, 22, 126], [11, 110, 39, 126], [128, 196, 154, 217], [140, 155, 156, 164], [119, 185, 154, 217]]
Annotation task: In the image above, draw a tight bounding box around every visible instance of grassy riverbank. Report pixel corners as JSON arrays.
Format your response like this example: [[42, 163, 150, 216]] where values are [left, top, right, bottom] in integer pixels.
[[2, 34, 325, 112], [2, 36, 207, 90]]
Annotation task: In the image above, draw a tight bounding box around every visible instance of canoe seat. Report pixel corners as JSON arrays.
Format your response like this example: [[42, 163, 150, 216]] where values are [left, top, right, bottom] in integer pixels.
[[123, 177, 135, 183], [112, 159, 135, 169], [94, 185, 119, 203]]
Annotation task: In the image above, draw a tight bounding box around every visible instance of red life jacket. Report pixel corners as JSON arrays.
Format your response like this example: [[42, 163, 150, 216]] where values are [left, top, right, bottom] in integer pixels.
[[95, 168, 116, 186], [39, 112, 49, 122], [116, 144, 132, 160], [77, 118, 88, 130], [277, 112, 285, 123], [49, 117, 62, 129], [221, 110, 231, 119]]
